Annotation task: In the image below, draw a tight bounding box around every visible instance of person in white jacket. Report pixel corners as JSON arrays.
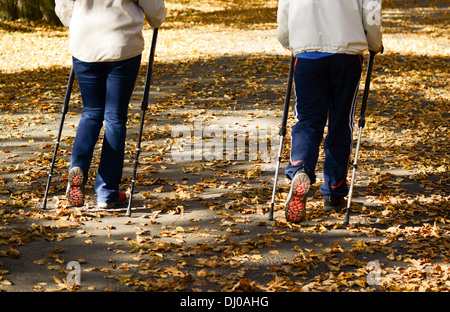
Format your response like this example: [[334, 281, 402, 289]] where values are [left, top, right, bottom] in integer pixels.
[[54, 0, 166, 209], [277, 0, 383, 223]]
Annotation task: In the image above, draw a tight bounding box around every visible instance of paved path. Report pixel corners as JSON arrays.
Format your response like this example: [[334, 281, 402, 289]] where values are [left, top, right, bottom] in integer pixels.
[[0, 1, 448, 295]]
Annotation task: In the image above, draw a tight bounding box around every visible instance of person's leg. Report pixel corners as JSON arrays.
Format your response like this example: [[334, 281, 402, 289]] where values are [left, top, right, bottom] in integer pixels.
[[95, 55, 142, 204], [284, 57, 330, 222], [285, 57, 329, 184], [68, 58, 107, 206], [320, 54, 362, 198], [70, 57, 107, 175]]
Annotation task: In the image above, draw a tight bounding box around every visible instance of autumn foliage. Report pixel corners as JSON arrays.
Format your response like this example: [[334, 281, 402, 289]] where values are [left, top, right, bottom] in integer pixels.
[[0, 0, 448, 292]]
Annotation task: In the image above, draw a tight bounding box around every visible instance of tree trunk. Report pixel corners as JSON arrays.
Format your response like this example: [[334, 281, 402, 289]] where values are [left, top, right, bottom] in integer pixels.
[[0, 0, 19, 20], [39, 0, 61, 25], [0, 0, 61, 25], [17, 0, 42, 21]]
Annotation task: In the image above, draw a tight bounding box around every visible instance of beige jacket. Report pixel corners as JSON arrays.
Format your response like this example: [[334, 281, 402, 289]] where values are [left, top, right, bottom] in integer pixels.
[[277, 0, 383, 55], [55, 0, 166, 62]]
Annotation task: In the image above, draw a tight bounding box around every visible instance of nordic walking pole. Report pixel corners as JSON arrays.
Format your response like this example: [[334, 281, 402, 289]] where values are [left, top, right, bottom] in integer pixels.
[[126, 28, 159, 217], [268, 55, 295, 221], [344, 50, 376, 225], [42, 67, 75, 209]]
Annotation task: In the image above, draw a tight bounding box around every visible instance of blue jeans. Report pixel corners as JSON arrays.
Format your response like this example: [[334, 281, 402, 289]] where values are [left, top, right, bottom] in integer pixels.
[[71, 55, 141, 203], [285, 54, 362, 197]]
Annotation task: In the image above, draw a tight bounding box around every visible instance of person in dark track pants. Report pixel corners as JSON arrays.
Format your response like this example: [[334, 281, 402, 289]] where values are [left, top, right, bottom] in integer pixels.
[[277, 0, 383, 223]]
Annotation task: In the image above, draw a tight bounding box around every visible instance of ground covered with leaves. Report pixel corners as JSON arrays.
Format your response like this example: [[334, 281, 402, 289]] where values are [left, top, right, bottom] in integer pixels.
[[0, 0, 448, 292]]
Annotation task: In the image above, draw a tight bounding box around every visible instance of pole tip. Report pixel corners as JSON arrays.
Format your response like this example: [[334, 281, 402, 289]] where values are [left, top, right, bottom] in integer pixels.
[[343, 213, 350, 225], [268, 204, 274, 221], [125, 204, 132, 217]]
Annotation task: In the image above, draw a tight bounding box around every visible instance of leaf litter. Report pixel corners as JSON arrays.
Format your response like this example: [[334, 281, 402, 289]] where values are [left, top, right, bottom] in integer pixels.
[[0, 0, 449, 292]]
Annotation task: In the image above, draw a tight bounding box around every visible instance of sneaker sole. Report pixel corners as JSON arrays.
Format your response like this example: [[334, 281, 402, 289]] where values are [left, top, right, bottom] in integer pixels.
[[285, 171, 310, 223], [67, 167, 85, 207]]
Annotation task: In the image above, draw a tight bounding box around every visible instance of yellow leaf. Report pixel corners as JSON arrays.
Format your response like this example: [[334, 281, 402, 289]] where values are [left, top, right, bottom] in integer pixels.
[[47, 265, 61, 270], [154, 186, 164, 193], [0, 279, 12, 286], [176, 226, 186, 233], [52, 275, 64, 284], [8, 248, 20, 259], [57, 219, 69, 228], [197, 268, 209, 277], [327, 264, 340, 271], [33, 258, 47, 265]]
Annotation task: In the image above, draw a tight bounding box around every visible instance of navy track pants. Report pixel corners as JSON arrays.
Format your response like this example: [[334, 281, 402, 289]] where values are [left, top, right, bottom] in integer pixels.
[[285, 54, 362, 197]]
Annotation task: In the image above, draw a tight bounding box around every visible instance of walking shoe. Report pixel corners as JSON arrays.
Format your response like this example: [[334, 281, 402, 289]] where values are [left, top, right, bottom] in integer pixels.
[[98, 192, 127, 209], [285, 169, 310, 223], [66, 167, 86, 207], [323, 195, 346, 212]]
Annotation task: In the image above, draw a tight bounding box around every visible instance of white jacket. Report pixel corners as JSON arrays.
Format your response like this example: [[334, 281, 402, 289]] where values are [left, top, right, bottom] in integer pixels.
[[277, 0, 383, 55], [55, 0, 166, 62]]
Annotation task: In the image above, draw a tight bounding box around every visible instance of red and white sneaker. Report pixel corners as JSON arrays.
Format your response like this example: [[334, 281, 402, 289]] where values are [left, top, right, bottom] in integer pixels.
[[285, 169, 310, 223], [66, 166, 86, 207], [97, 192, 127, 209]]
